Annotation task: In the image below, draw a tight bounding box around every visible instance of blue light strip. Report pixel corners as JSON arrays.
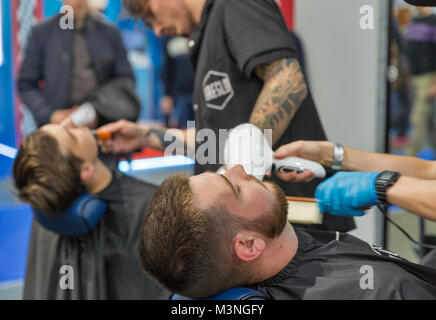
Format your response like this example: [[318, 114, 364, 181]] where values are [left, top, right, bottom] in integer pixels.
[[0, 143, 17, 159], [0, 3, 3, 66], [0, 143, 195, 172], [119, 155, 195, 173]]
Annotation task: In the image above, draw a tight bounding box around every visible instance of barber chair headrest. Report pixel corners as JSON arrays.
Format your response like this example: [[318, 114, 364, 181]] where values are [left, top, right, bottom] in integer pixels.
[[171, 287, 268, 300], [33, 194, 107, 237]]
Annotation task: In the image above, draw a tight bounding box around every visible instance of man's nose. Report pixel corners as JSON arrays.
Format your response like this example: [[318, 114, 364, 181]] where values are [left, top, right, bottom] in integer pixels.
[[225, 164, 249, 181]]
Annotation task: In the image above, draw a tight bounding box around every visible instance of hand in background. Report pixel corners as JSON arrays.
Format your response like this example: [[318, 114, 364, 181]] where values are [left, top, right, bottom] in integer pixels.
[[271, 140, 333, 182], [50, 108, 77, 124], [97, 120, 147, 155], [160, 96, 175, 116]]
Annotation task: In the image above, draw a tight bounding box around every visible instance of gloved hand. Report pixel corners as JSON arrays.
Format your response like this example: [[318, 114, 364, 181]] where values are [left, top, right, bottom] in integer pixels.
[[315, 172, 379, 216]]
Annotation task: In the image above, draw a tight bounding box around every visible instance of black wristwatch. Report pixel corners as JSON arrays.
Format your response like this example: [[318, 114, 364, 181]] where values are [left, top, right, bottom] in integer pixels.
[[375, 171, 400, 204]]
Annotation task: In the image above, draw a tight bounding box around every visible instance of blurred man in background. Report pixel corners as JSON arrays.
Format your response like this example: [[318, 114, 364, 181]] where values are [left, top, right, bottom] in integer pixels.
[[17, 0, 140, 130]]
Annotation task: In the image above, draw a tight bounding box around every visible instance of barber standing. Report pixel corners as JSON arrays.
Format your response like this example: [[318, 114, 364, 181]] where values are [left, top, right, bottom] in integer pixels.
[[110, 0, 354, 232], [18, 0, 141, 169], [18, 0, 140, 130]]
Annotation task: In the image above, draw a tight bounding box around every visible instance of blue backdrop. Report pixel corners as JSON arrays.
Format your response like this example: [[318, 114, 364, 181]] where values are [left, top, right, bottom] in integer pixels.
[[0, 0, 16, 179]]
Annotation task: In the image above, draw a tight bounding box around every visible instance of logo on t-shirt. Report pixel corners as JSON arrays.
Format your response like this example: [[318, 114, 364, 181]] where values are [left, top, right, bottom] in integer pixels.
[[202, 70, 234, 111]]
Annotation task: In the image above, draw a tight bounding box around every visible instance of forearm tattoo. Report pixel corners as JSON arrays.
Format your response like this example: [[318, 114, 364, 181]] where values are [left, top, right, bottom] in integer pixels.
[[251, 58, 308, 142]]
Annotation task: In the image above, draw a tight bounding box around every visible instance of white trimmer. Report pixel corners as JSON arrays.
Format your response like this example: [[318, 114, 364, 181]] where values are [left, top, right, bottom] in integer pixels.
[[223, 123, 326, 181], [223, 123, 326, 225]]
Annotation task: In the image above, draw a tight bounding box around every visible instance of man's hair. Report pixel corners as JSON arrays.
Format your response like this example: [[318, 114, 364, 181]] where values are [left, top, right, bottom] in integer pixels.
[[139, 174, 284, 298], [13, 130, 85, 218], [122, 0, 145, 18]]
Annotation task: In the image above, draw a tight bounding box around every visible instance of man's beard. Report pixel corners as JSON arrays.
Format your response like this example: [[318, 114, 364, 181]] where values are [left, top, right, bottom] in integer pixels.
[[248, 175, 289, 238]]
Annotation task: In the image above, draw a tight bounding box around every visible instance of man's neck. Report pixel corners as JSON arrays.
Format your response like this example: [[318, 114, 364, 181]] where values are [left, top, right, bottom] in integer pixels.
[[74, 10, 89, 29], [256, 223, 299, 282], [184, 0, 207, 25], [85, 160, 113, 194]]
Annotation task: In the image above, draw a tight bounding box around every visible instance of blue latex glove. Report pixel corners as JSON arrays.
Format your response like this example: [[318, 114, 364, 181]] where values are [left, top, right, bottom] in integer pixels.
[[315, 172, 379, 216]]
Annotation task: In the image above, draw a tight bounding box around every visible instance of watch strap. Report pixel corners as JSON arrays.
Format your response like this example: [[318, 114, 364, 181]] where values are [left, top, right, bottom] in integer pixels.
[[375, 171, 400, 204], [332, 143, 344, 171]]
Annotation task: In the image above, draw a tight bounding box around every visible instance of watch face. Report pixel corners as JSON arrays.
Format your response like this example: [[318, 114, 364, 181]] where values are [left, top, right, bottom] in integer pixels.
[[378, 171, 399, 183], [382, 172, 396, 180]]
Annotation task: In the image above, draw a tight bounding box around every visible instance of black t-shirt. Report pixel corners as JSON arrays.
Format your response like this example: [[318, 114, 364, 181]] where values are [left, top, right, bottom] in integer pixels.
[[190, 0, 327, 177], [189, 0, 354, 231], [254, 228, 436, 300], [405, 14, 436, 76]]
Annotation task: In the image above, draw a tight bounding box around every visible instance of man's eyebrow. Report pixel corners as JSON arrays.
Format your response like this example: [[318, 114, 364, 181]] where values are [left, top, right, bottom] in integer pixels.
[[214, 173, 239, 199]]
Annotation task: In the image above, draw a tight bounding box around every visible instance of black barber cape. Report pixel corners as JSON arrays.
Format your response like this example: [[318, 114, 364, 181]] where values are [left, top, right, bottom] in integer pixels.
[[255, 228, 436, 299], [23, 171, 169, 300], [188, 0, 354, 232]]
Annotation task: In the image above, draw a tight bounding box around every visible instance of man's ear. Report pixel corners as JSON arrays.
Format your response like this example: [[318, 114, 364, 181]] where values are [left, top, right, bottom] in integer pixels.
[[80, 162, 95, 182], [233, 231, 266, 262]]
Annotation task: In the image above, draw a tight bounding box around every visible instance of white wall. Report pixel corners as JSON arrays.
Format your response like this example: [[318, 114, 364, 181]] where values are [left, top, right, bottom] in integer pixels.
[[295, 0, 389, 245]]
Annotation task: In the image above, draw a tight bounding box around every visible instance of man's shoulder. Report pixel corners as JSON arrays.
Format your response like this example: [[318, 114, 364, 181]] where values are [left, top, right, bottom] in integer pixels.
[[117, 171, 158, 193], [31, 15, 61, 35], [89, 14, 120, 35], [213, 0, 278, 13], [214, 0, 276, 7]]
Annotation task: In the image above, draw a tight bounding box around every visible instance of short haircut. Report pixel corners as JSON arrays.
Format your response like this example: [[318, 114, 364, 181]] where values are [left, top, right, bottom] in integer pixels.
[[138, 174, 282, 298], [13, 130, 85, 218]]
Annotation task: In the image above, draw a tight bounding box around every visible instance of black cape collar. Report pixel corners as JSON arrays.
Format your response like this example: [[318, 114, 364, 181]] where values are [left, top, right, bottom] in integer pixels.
[[259, 228, 315, 287]]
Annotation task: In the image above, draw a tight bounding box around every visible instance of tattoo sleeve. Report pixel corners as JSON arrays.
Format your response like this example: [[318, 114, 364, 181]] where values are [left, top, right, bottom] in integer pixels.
[[250, 58, 308, 145]]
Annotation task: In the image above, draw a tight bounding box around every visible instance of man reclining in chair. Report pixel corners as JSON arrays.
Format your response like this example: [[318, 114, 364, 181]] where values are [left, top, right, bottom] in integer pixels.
[[139, 165, 436, 300], [13, 124, 169, 300]]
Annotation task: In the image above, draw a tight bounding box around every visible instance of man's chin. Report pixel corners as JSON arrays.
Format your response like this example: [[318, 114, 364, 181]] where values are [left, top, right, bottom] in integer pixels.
[[264, 180, 289, 233]]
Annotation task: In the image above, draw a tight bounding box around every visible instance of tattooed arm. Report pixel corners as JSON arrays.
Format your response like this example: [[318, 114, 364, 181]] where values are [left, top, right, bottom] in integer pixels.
[[98, 120, 196, 156], [250, 57, 308, 145]]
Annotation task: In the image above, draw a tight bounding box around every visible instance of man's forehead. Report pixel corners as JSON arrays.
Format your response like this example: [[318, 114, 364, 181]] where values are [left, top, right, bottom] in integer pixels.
[[190, 172, 220, 187], [42, 124, 72, 140], [189, 172, 231, 208], [41, 125, 75, 154]]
